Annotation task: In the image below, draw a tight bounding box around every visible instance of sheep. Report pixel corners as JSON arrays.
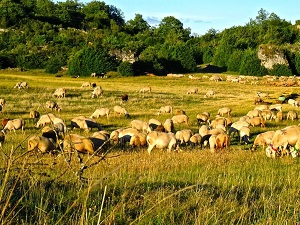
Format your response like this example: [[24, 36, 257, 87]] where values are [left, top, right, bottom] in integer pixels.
[[254, 97, 264, 105], [176, 109, 186, 115], [130, 133, 147, 148], [204, 90, 215, 98], [45, 100, 61, 112], [239, 126, 250, 145], [287, 111, 298, 121], [197, 113, 210, 126], [121, 94, 129, 102], [3, 118, 25, 134], [275, 111, 284, 122], [36, 113, 57, 128], [163, 119, 174, 133], [158, 106, 173, 115], [199, 125, 210, 137], [28, 135, 56, 154], [0, 98, 5, 106], [189, 133, 202, 147], [91, 72, 106, 78], [90, 108, 110, 119], [0, 131, 5, 147], [148, 118, 162, 132], [252, 131, 275, 151], [210, 117, 227, 129], [215, 133, 230, 150], [246, 116, 265, 127], [187, 88, 198, 94], [175, 129, 193, 146], [209, 135, 217, 153], [139, 86, 151, 93], [29, 110, 40, 120], [269, 104, 282, 112], [130, 120, 148, 133], [113, 105, 129, 117], [81, 82, 91, 88], [14, 81, 28, 89], [254, 105, 268, 111], [171, 115, 189, 126], [246, 109, 261, 118], [71, 116, 101, 131], [261, 109, 275, 121], [146, 131, 177, 154], [63, 134, 94, 154], [53, 88, 66, 98], [257, 92, 269, 98], [2, 118, 10, 129], [91, 86, 103, 98], [118, 128, 140, 149], [217, 107, 232, 117]]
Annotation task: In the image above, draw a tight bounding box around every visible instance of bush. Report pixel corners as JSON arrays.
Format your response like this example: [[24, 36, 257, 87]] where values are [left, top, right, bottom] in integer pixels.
[[269, 64, 293, 76], [117, 61, 134, 76], [239, 49, 268, 76], [68, 47, 118, 76], [227, 50, 243, 72], [45, 57, 63, 74], [203, 49, 214, 64], [16, 53, 47, 69]]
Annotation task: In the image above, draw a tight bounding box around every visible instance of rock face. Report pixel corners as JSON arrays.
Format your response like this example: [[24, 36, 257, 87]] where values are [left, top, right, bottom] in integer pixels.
[[257, 45, 288, 69]]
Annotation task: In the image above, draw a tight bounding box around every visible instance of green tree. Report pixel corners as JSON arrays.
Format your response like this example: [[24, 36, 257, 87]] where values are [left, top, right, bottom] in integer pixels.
[[269, 64, 292, 76], [227, 50, 243, 72], [125, 14, 149, 35], [239, 49, 267, 76], [117, 61, 134, 76], [0, 0, 26, 28]]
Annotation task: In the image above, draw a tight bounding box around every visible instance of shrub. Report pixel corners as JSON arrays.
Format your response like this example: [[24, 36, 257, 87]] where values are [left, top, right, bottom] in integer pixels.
[[203, 49, 214, 64], [45, 57, 63, 74], [239, 49, 268, 76], [227, 50, 243, 72], [117, 61, 134, 76], [269, 64, 293, 76]]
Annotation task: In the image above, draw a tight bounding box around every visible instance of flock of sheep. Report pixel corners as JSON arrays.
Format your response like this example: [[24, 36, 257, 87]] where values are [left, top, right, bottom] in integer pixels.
[[1, 77, 300, 162]]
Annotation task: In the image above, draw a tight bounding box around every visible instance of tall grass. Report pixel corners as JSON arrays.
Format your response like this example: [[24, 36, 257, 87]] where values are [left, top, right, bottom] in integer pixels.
[[0, 71, 300, 224]]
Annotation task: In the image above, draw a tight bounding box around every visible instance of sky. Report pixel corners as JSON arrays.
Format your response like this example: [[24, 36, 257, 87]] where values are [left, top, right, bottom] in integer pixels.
[[79, 0, 300, 35]]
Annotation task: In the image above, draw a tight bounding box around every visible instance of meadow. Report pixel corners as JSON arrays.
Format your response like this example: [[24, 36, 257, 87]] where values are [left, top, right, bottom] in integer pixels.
[[1, 70, 300, 224]]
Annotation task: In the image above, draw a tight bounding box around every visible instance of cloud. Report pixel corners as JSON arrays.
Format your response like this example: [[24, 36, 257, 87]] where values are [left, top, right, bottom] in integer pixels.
[[145, 16, 161, 26]]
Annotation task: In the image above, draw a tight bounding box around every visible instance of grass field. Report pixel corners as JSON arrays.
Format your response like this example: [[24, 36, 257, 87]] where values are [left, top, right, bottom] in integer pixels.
[[1, 70, 300, 224]]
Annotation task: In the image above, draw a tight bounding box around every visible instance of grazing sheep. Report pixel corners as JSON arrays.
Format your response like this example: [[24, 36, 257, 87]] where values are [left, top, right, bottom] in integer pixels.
[[113, 105, 129, 117], [175, 129, 193, 146], [45, 100, 61, 111], [163, 119, 175, 133], [2, 118, 10, 128], [239, 126, 251, 144], [189, 133, 202, 147], [252, 131, 275, 151], [71, 116, 101, 131], [130, 133, 147, 148], [176, 109, 186, 115], [269, 104, 282, 112], [275, 111, 284, 122], [36, 113, 57, 128], [29, 110, 40, 120], [217, 107, 232, 117], [3, 118, 25, 133], [187, 88, 198, 94], [209, 135, 217, 153], [210, 117, 228, 129], [90, 108, 110, 119], [63, 134, 94, 154], [121, 94, 129, 102], [28, 135, 56, 154], [197, 113, 210, 126], [14, 81, 28, 89], [130, 119, 149, 133], [91, 86, 103, 98], [139, 86, 151, 93], [270, 125, 300, 152], [257, 92, 269, 98], [148, 118, 162, 131], [171, 114, 189, 126], [199, 125, 210, 137], [146, 131, 177, 154], [158, 105, 173, 115], [246, 109, 261, 118], [215, 133, 230, 150], [118, 128, 140, 149], [204, 90, 215, 98], [254, 97, 264, 105], [0, 98, 5, 106], [287, 111, 298, 121], [81, 82, 91, 88], [91, 72, 106, 78], [0, 131, 5, 147], [254, 105, 268, 111], [247, 116, 265, 127], [261, 109, 275, 121], [53, 88, 66, 98]]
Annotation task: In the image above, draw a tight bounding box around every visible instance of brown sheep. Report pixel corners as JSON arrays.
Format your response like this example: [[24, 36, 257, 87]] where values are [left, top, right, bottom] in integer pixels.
[[215, 133, 230, 150], [217, 107, 232, 117]]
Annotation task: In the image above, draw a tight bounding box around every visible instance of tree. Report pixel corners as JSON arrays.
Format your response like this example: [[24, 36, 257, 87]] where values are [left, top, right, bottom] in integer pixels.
[[239, 49, 267, 76], [0, 0, 26, 28], [125, 14, 149, 35], [117, 61, 134, 76]]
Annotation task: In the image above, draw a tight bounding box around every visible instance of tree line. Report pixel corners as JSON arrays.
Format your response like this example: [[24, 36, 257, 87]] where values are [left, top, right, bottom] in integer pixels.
[[0, 1, 300, 77]]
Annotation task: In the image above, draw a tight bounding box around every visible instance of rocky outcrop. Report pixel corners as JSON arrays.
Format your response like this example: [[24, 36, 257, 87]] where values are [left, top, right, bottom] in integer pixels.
[[257, 44, 288, 69], [109, 50, 137, 63]]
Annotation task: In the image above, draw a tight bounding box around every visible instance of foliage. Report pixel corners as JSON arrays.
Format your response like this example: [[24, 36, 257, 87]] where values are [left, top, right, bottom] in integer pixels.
[[239, 49, 268, 76], [117, 61, 134, 76], [68, 47, 118, 76], [45, 56, 64, 74], [269, 64, 293, 76], [227, 50, 243, 72]]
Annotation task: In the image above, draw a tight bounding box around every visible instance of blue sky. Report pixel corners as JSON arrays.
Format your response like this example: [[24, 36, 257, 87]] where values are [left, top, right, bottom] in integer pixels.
[[79, 0, 300, 35]]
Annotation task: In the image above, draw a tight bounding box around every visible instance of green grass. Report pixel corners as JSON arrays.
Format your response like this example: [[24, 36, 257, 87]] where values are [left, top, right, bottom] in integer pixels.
[[1, 70, 300, 224]]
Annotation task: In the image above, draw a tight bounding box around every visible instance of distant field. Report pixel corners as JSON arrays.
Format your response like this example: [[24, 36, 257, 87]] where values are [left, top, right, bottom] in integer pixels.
[[1, 70, 300, 224]]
